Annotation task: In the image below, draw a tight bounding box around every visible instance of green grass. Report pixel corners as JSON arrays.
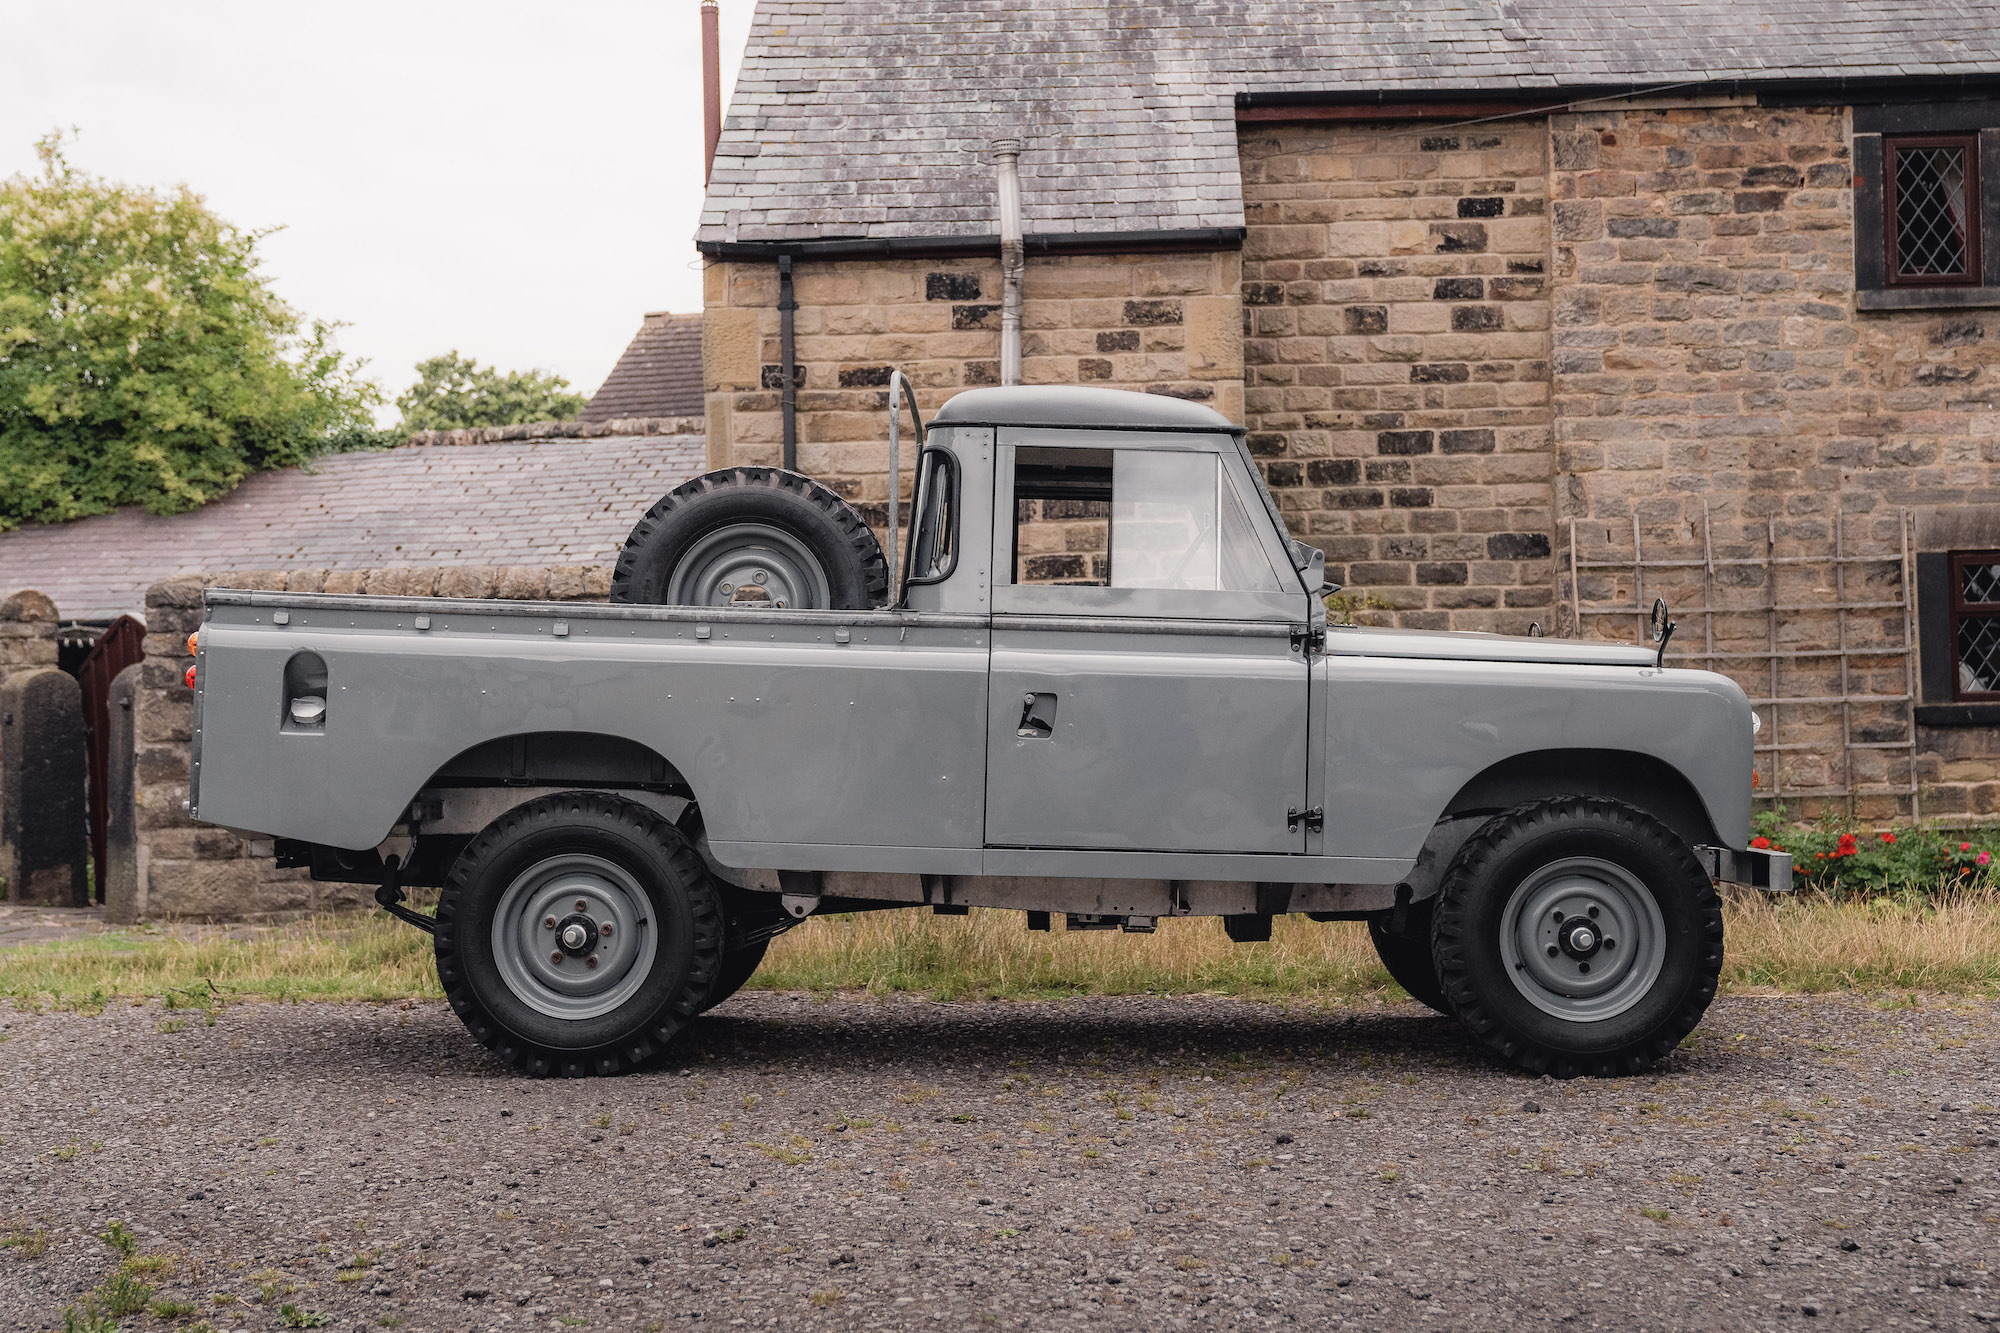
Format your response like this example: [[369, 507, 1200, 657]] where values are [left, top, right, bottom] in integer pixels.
[[1, 891, 1996, 1011]]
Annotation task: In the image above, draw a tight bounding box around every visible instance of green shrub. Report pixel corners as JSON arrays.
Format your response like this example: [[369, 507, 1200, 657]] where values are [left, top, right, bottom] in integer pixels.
[[0, 132, 381, 531], [1750, 811, 2000, 899]]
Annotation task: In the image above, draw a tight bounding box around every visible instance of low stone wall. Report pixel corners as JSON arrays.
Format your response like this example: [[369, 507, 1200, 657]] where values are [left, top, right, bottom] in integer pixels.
[[403, 416, 702, 448], [134, 566, 610, 921]]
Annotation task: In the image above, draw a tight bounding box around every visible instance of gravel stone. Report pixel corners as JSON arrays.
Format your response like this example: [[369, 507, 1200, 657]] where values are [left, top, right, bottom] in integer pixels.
[[0, 992, 1996, 1328]]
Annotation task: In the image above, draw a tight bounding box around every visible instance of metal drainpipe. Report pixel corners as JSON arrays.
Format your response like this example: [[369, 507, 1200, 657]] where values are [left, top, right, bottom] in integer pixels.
[[778, 254, 797, 471], [993, 138, 1024, 387]]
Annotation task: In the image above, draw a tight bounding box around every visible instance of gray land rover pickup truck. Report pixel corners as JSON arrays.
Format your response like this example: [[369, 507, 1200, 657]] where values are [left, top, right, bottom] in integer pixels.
[[186, 384, 1785, 1079]]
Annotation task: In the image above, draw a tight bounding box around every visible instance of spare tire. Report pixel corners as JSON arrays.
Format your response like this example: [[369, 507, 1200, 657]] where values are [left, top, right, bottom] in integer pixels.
[[611, 467, 889, 610]]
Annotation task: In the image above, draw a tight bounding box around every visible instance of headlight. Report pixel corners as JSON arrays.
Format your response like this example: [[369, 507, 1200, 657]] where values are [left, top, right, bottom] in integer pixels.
[[1750, 710, 1763, 736]]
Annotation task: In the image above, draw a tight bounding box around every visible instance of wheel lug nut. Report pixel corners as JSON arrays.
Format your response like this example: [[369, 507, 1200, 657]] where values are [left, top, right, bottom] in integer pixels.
[[600, 924, 614, 938], [1579, 962, 1591, 974], [550, 952, 563, 965], [1588, 906, 1600, 919], [1552, 910, 1563, 922], [544, 917, 556, 930], [1604, 938, 1616, 950], [586, 956, 599, 969], [1546, 945, 1558, 957], [576, 899, 588, 912]]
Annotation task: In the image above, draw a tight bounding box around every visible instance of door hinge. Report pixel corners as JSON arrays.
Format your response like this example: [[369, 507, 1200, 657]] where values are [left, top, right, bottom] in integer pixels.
[[1287, 805, 1324, 832], [1290, 623, 1325, 654]]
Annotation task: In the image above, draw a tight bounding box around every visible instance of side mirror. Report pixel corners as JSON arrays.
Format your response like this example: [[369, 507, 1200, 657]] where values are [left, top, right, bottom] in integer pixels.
[[1649, 597, 1677, 669]]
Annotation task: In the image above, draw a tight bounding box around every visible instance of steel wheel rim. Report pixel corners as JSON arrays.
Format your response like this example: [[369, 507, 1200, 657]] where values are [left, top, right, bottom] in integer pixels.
[[1498, 855, 1666, 1023], [491, 853, 658, 1021], [667, 523, 830, 609]]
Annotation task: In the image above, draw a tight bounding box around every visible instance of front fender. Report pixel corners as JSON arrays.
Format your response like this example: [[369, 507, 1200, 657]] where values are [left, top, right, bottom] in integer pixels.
[[1322, 657, 1752, 863]]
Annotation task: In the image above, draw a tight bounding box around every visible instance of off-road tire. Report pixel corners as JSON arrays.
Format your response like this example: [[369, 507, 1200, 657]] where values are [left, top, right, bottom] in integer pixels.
[[1368, 899, 1450, 1014], [610, 467, 890, 609], [436, 792, 722, 1077], [699, 939, 771, 1013], [1431, 796, 1723, 1078]]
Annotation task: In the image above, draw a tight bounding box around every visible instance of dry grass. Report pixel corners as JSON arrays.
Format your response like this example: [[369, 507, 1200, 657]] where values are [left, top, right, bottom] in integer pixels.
[[0, 890, 1994, 1011], [1719, 887, 2000, 993]]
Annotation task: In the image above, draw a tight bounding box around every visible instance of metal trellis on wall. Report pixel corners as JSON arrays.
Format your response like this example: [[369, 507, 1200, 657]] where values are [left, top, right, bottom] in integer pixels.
[[1566, 504, 1920, 819]]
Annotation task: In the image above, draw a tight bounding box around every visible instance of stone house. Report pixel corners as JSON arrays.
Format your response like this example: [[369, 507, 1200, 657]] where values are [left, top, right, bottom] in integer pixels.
[[694, 0, 2000, 820]]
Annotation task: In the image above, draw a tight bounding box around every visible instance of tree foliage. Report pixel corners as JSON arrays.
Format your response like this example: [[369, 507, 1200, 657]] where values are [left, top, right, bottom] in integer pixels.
[[0, 133, 382, 531], [395, 351, 585, 432]]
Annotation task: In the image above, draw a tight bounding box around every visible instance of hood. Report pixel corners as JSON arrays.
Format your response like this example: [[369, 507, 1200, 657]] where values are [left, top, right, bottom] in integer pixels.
[[1324, 624, 1659, 668]]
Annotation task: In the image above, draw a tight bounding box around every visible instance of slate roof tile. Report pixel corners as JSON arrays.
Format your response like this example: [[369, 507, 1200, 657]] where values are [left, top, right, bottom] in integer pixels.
[[582, 311, 705, 421], [700, 0, 2000, 246], [0, 434, 705, 621]]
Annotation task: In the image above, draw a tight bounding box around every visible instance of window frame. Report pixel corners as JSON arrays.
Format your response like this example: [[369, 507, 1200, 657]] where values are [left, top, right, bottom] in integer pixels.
[[1884, 133, 1983, 289], [987, 428, 1310, 623], [1949, 549, 2000, 702]]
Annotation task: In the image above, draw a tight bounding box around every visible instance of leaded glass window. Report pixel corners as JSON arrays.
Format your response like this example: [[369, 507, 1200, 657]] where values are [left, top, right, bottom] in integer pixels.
[[1951, 551, 2000, 699], [1886, 136, 1981, 287]]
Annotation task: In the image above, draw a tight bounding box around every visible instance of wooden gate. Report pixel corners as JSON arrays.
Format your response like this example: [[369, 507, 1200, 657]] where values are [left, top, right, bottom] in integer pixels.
[[76, 617, 145, 900]]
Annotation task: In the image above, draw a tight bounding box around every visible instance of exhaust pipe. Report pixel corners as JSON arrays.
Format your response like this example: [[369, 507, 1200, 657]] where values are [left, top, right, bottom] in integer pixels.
[[993, 138, 1024, 387]]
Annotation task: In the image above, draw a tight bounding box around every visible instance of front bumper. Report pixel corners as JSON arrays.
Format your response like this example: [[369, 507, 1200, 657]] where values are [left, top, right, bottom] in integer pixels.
[[1697, 844, 1793, 893]]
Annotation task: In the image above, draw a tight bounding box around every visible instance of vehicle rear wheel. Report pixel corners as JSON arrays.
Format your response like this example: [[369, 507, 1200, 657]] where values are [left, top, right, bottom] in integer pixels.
[[699, 939, 770, 1013], [1367, 899, 1449, 1014], [611, 467, 889, 610], [1431, 796, 1722, 1078], [435, 792, 721, 1077]]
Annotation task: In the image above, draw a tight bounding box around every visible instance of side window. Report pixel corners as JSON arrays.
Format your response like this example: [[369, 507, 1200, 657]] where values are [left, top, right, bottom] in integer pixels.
[[1885, 135, 1981, 287], [1951, 550, 2000, 699], [1854, 114, 1999, 304], [1009, 445, 1285, 593]]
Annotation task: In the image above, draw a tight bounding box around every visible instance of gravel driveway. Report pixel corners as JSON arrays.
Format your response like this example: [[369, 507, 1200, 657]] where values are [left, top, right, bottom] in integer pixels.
[[0, 991, 1995, 1331]]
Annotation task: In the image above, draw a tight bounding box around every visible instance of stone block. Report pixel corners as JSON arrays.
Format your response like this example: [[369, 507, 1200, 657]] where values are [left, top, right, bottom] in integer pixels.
[[704, 306, 762, 391], [0, 668, 88, 905], [1184, 296, 1244, 380]]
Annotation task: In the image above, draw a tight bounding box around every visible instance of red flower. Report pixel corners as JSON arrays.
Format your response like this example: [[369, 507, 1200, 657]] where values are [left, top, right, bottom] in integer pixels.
[[1836, 833, 1858, 853], [1962, 842, 1973, 852], [1880, 832, 1896, 845], [1751, 836, 1772, 849]]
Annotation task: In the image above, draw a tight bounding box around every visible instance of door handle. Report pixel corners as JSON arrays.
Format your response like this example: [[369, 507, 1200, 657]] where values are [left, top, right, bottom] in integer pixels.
[[1016, 692, 1057, 738]]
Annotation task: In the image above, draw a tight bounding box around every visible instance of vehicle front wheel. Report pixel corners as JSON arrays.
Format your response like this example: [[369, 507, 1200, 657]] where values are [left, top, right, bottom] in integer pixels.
[[436, 793, 721, 1077], [1431, 796, 1722, 1078]]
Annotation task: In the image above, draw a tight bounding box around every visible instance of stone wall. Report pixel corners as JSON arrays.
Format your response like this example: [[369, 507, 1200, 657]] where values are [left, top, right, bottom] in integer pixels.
[[1546, 103, 2000, 817], [133, 566, 611, 921], [1239, 119, 1556, 632], [702, 251, 1244, 530]]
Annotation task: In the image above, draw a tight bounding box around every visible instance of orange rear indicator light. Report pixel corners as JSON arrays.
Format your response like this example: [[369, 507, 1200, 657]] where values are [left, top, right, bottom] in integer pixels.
[[186, 632, 199, 657]]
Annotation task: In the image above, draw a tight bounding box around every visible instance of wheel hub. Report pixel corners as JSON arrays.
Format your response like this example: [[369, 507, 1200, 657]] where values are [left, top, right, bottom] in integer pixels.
[[667, 523, 831, 610], [1498, 856, 1666, 1024], [490, 854, 658, 1021], [555, 913, 598, 957]]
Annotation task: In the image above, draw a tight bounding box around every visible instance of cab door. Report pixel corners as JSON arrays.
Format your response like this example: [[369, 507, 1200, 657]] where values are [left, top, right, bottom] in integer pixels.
[[982, 429, 1314, 855]]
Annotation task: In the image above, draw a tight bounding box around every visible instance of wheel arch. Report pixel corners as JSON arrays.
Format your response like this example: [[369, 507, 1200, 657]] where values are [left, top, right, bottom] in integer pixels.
[[1440, 748, 1723, 851], [421, 729, 695, 799]]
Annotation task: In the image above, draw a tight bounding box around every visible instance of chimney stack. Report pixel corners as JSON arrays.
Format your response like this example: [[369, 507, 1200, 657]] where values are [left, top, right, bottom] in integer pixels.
[[701, 1, 722, 185]]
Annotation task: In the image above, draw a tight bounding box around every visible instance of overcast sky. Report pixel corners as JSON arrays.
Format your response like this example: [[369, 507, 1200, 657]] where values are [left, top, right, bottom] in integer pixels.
[[3, 1, 753, 418]]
